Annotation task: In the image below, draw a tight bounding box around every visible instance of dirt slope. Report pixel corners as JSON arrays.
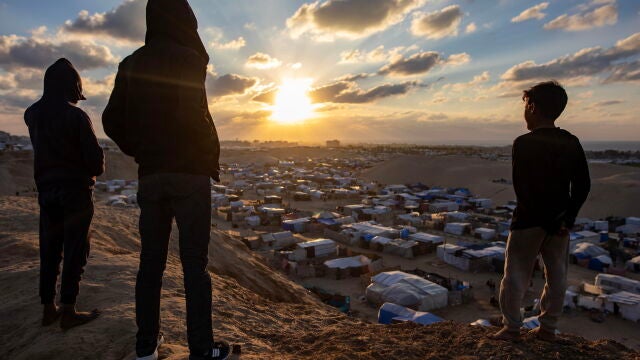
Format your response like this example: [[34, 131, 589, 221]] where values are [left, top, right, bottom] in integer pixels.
[[360, 155, 640, 218], [0, 196, 638, 360]]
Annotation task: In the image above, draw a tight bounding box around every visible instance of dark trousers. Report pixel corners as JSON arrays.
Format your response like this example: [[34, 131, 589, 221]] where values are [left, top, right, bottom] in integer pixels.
[[39, 188, 94, 305], [136, 174, 213, 357]]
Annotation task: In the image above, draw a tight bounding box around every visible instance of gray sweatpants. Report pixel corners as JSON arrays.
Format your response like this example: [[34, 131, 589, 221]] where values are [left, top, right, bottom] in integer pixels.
[[499, 227, 569, 332]]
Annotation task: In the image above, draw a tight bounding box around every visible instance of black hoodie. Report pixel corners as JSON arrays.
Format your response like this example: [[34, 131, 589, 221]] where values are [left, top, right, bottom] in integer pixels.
[[24, 58, 105, 191], [103, 0, 220, 180]]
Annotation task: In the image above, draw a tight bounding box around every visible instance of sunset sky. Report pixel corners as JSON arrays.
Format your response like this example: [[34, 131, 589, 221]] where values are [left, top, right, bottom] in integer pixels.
[[0, 0, 639, 144]]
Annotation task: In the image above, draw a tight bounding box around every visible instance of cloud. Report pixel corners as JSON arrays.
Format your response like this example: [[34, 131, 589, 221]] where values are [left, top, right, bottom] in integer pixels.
[[511, 2, 549, 23], [443, 71, 490, 92], [376, 51, 469, 76], [590, 100, 624, 107], [410, 5, 463, 40], [501, 32, 640, 83], [339, 45, 415, 64], [212, 37, 246, 50], [252, 80, 423, 105], [465, 22, 477, 34], [245, 52, 282, 69], [446, 53, 471, 66], [309, 80, 423, 103], [0, 35, 118, 70], [287, 0, 425, 40], [605, 60, 640, 83], [0, 68, 43, 90], [336, 73, 374, 82], [207, 73, 259, 98], [62, 0, 146, 42], [378, 51, 441, 76], [544, 2, 617, 31]]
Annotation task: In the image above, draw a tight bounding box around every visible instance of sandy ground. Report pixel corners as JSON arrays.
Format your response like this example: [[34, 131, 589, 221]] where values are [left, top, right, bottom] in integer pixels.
[[360, 154, 640, 219], [1, 196, 638, 360]]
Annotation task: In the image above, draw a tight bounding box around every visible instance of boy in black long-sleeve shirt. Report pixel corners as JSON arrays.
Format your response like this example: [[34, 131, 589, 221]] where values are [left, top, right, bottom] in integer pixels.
[[25, 58, 104, 330], [491, 81, 590, 341]]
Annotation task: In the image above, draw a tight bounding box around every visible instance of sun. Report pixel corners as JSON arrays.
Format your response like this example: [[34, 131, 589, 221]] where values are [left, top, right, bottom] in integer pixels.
[[271, 78, 314, 124]]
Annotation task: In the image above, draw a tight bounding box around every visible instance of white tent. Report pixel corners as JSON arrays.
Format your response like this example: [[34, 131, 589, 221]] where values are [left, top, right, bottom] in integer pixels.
[[444, 223, 470, 236], [290, 238, 337, 261], [324, 255, 371, 269], [365, 271, 448, 311], [626, 256, 640, 273], [409, 232, 444, 245], [594, 274, 640, 295], [604, 291, 640, 322]]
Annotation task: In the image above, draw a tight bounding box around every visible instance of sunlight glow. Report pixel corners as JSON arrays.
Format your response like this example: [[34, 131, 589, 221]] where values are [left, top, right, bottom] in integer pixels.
[[271, 78, 314, 124]]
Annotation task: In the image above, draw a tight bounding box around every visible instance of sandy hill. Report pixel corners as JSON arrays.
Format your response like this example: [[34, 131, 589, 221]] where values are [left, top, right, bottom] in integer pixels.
[[0, 196, 637, 360], [360, 155, 640, 219]]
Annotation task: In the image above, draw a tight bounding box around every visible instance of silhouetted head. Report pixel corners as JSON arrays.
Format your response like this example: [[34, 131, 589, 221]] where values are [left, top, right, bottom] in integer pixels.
[[43, 58, 86, 104], [522, 81, 568, 131], [145, 0, 209, 62]]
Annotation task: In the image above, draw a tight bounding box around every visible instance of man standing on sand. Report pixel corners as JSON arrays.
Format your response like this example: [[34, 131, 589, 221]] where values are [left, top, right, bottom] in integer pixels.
[[102, 0, 227, 359], [25, 58, 104, 330], [491, 81, 591, 341]]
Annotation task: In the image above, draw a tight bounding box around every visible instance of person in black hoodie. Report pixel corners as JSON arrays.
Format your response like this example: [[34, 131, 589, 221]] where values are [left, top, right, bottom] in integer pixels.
[[25, 58, 104, 330], [102, 1, 226, 359], [490, 81, 590, 342]]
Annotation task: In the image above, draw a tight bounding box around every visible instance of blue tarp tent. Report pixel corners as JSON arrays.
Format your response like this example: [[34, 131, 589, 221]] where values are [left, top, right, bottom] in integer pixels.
[[378, 303, 443, 325]]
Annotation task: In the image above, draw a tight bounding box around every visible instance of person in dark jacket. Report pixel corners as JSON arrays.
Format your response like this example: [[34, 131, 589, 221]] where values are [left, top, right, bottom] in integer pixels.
[[491, 81, 590, 342], [102, 1, 226, 359], [24, 58, 104, 330]]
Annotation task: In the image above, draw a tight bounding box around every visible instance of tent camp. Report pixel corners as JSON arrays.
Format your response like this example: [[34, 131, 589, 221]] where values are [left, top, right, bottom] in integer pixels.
[[377, 302, 443, 325], [366, 271, 448, 311]]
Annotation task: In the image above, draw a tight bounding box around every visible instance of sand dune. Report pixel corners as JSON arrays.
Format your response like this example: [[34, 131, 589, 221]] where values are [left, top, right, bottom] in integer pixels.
[[0, 196, 637, 359], [360, 155, 640, 219]]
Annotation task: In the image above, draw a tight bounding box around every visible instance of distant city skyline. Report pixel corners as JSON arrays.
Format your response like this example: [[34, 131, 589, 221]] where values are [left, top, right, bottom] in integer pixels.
[[0, 0, 639, 142]]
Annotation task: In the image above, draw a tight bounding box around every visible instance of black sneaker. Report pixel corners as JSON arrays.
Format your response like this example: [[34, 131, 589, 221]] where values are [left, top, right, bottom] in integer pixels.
[[190, 341, 231, 360]]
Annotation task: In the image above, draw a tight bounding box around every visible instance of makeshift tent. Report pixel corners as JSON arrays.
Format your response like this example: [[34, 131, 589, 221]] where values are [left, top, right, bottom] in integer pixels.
[[571, 242, 608, 263], [474, 228, 496, 240], [366, 271, 448, 311], [290, 239, 337, 261], [383, 239, 418, 258], [261, 231, 298, 249], [594, 274, 640, 295], [282, 217, 310, 233], [626, 256, 640, 273], [588, 255, 612, 272], [324, 255, 371, 269], [444, 223, 470, 235], [378, 302, 443, 325], [604, 291, 640, 322], [409, 233, 444, 245]]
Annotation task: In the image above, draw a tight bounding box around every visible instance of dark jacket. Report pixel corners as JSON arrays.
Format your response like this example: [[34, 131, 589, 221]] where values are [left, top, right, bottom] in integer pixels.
[[24, 58, 105, 191], [511, 127, 591, 233], [102, 0, 220, 180]]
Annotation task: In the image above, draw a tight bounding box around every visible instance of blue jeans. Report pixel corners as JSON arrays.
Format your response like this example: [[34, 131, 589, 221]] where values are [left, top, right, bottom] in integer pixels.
[[135, 173, 213, 357]]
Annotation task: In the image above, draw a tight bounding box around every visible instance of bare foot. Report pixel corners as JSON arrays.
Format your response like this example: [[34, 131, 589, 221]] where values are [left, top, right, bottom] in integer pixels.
[[488, 327, 521, 341], [529, 327, 556, 341], [42, 304, 62, 326], [60, 305, 100, 330]]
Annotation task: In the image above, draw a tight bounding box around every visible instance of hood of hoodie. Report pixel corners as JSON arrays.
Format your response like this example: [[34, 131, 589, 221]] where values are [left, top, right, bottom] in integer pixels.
[[42, 58, 86, 103], [145, 0, 209, 62]]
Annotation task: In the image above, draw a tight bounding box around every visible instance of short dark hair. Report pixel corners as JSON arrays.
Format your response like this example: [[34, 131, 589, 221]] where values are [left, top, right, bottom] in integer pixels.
[[522, 81, 568, 120]]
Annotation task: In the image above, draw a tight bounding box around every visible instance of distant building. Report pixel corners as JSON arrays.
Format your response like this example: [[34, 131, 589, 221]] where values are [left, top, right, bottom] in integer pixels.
[[326, 140, 340, 147]]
